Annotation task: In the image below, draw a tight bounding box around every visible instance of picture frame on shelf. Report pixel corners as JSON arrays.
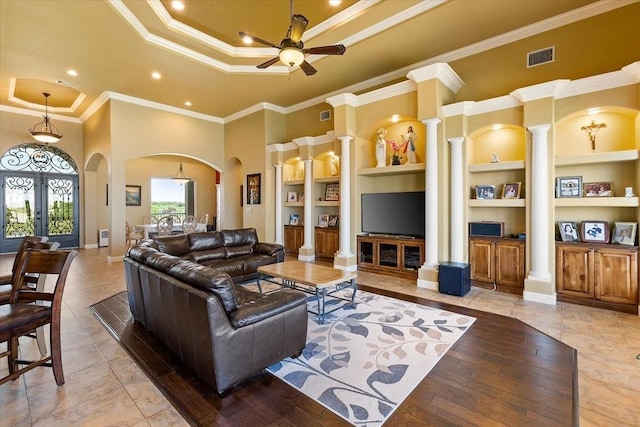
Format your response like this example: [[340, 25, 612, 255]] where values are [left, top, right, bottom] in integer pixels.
[[328, 215, 339, 227], [581, 220, 609, 243], [298, 192, 305, 203], [501, 182, 521, 199], [289, 214, 300, 226], [556, 176, 582, 198], [125, 185, 141, 206], [318, 214, 329, 227], [558, 221, 580, 242], [612, 222, 637, 246], [325, 183, 340, 201], [584, 181, 613, 197], [475, 185, 496, 200], [287, 191, 298, 202]]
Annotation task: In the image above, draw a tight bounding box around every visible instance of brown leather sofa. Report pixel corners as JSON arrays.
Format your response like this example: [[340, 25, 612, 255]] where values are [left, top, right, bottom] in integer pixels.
[[123, 228, 308, 394]]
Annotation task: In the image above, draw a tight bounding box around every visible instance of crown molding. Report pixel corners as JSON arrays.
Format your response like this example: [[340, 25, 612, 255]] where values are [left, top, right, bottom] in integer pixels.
[[442, 101, 475, 117], [511, 80, 571, 102], [470, 95, 522, 115], [224, 103, 286, 123], [326, 93, 358, 108], [357, 81, 417, 106], [8, 78, 87, 113], [0, 105, 82, 123], [407, 63, 464, 93], [556, 61, 640, 99]]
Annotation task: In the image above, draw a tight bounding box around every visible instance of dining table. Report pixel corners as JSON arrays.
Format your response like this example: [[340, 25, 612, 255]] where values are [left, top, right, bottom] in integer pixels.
[[137, 223, 207, 239]]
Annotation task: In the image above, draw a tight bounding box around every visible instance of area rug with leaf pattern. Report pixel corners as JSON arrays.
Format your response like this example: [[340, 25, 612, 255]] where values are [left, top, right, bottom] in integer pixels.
[[265, 289, 476, 426]]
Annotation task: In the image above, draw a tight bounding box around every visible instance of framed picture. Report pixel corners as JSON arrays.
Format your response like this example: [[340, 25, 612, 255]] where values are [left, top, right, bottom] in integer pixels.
[[247, 173, 261, 205], [584, 181, 613, 197], [612, 222, 637, 246], [556, 176, 582, 198], [501, 182, 521, 199], [328, 215, 339, 227], [289, 214, 300, 226], [318, 214, 329, 227], [325, 183, 340, 201], [558, 221, 580, 242], [475, 185, 496, 200], [125, 185, 141, 206], [298, 192, 305, 203], [287, 191, 298, 202], [581, 220, 609, 243]]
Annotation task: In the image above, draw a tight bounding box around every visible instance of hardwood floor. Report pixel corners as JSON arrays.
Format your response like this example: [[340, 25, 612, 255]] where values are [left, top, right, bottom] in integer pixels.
[[91, 287, 577, 426]]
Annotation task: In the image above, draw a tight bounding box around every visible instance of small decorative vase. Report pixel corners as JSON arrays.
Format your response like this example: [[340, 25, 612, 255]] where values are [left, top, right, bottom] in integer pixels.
[[392, 155, 401, 165]]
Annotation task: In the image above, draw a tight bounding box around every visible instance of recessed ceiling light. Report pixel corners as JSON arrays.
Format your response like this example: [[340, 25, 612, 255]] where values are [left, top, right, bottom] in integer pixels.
[[242, 35, 253, 45], [329, 0, 342, 6], [587, 108, 601, 115], [184, 101, 192, 107], [66, 69, 78, 77], [171, 1, 185, 11], [151, 72, 162, 79], [491, 124, 503, 130], [391, 114, 400, 123]]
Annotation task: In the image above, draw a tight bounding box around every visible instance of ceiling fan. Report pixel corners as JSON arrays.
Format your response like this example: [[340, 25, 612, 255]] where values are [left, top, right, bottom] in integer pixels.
[[239, 1, 346, 76]]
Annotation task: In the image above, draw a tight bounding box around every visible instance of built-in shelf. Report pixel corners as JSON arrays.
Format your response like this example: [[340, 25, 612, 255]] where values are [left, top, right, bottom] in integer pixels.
[[314, 176, 339, 183], [358, 163, 425, 176], [468, 160, 526, 173], [555, 149, 639, 166], [468, 199, 526, 208], [285, 202, 304, 207], [316, 201, 339, 207], [554, 196, 639, 207], [284, 179, 304, 186]]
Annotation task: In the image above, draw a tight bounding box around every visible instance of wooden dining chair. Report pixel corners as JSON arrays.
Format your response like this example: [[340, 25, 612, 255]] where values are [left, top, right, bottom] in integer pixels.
[[125, 221, 144, 247], [0, 248, 78, 386], [0, 236, 50, 304], [155, 216, 174, 237], [182, 215, 198, 234]]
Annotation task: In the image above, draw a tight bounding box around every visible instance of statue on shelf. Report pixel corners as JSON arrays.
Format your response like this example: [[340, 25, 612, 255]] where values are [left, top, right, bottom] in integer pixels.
[[491, 152, 500, 163], [401, 125, 417, 163], [375, 128, 387, 167], [330, 155, 339, 176]]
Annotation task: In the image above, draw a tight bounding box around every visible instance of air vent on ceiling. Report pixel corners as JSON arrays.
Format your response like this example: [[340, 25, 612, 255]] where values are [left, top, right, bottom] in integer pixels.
[[527, 46, 555, 68], [320, 110, 331, 121]]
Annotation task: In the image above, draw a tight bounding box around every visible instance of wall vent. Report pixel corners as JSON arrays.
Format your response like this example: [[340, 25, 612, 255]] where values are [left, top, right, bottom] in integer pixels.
[[320, 110, 331, 121], [527, 46, 554, 68]]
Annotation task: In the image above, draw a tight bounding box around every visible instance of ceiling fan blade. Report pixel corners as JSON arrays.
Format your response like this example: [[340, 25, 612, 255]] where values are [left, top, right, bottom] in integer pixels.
[[299, 60, 317, 76], [304, 44, 346, 55], [289, 14, 308, 43], [239, 31, 279, 49], [257, 57, 281, 69]]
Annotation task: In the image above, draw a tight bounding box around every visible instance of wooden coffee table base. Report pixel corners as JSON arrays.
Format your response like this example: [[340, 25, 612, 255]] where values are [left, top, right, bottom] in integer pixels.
[[257, 261, 358, 324]]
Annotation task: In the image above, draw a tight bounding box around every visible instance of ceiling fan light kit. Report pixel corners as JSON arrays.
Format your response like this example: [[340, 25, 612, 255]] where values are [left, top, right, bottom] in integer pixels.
[[239, 3, 346, 76], [29, 92, 63, 143]]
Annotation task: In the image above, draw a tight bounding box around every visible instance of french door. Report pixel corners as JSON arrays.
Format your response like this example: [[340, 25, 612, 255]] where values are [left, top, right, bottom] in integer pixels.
[[0, 143, 80, 253]]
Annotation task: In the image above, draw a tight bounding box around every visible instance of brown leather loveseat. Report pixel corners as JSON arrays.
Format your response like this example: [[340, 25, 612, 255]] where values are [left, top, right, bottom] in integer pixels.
[[123, 228, 308, 394]]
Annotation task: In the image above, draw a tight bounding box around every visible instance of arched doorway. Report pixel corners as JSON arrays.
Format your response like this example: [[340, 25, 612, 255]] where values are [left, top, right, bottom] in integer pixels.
[[0, 143, 79, 252]]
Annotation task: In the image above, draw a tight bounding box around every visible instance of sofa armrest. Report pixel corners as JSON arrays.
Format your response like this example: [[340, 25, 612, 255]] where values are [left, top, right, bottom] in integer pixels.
[[229, 289, 307, 328], [254, 242, 285, 261]]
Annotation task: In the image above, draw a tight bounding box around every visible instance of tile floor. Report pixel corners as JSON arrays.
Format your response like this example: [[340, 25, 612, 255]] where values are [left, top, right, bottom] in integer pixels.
[[1, 248, 639, 426]]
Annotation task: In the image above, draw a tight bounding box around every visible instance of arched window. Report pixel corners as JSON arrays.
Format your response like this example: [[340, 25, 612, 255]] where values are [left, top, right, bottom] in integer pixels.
[[0, 143, 78, 174]]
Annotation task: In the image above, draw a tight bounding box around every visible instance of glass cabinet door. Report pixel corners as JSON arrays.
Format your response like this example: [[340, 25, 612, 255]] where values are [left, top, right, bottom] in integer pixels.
[[378, 243, 399, 268]]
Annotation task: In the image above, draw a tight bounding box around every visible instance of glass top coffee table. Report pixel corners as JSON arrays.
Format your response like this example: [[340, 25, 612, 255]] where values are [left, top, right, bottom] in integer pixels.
[[257, 260, 357, 324]]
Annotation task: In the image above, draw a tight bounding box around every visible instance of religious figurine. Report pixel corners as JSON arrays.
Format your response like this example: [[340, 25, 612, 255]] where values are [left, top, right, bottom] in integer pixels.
[[330, 155, 339, 176], [401, 126, 417, 163], [490, 152, 500, 163], [375, 128, 387, 167], [580, 120, 607, 150]]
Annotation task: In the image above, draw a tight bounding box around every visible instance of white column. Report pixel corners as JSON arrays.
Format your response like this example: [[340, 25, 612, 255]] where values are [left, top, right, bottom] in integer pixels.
[[274, 164, 283, 245], [448, 137, 464, 263], [423, 118, 441, 268], [336, 136, 353, 258], [301, 159, 313, 250], [527, 124, 551, 281], [215, 183, 222, 230]]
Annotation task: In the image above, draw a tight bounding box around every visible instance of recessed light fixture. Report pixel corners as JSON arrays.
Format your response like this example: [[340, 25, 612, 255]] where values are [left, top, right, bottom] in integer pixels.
[[491, 124, 503, 130], [242, 35, 253, 44], [66, 69, 78, 77], [587, 108, 601, 115], [329, 0, 342, 6], [171, 1, 185, 11], [151, 72, 162, 79], [184, 101, 192, 107], [391, 114, 400, 123]]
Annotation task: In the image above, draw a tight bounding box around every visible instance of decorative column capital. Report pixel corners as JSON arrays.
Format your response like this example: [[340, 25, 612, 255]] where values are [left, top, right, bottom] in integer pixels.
[[273, 164, 283, 169], [448, 137, 464, 146], [337, 135, 354, 144], [422, 117, 442, 127], [528, 124, 551, 136]]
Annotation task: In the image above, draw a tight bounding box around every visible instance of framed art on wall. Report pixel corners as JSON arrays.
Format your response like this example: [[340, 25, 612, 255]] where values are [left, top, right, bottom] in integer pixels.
[[125, 185, 141, 206], [247, 173, 261, 205]]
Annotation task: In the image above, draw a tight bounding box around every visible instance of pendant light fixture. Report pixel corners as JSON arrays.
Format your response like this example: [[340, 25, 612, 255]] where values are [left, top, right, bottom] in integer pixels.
[[172, 158, 192, 184], [29, 92, 63, 143]]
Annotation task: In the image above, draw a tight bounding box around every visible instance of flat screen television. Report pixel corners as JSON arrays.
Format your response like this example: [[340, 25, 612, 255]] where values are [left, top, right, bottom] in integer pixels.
[[361, 191, 425, 238]]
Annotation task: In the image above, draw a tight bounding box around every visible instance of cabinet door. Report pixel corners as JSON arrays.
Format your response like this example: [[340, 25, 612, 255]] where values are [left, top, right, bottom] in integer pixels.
[[469, 239, 494, 283], [556, 245, 593, 297], [402, 243, 424, 272], [594, 247, 638, 305], [284, 226, 303, 254], [358, 237, 376, 267], [378, 242, 399, 269], [316, 228, 338, 258], [495, 240, 525, 288]]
